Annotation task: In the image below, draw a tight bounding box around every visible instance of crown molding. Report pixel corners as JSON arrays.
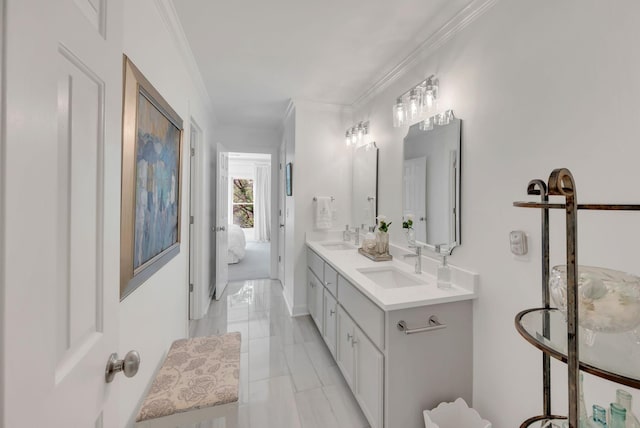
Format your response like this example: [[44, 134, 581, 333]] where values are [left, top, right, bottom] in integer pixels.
[[154, 0, 215, 118], [352, 0, 499, 111]]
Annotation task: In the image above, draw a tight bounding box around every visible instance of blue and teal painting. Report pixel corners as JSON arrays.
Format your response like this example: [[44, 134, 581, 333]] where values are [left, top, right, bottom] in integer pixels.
[[134, 93, 181, 269]]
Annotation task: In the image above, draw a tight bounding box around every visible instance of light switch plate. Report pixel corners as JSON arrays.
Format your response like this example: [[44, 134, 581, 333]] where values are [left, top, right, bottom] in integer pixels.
[[509, 230, 528, 256]]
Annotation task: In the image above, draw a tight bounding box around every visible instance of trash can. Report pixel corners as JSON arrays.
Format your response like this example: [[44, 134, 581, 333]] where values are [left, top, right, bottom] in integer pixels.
[[424, 398, 492, 428]]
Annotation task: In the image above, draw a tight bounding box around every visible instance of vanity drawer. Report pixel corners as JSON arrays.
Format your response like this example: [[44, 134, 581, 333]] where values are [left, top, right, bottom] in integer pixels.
[[338, 275, 384, 350], [323, 264, 338, 296], [307, 249, 324, 281]]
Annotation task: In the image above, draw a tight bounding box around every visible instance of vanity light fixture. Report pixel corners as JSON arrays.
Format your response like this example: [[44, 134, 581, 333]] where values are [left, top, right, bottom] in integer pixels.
[[420, 109, 455, 131], [393, 74, 439, 128], [345, 121, 370, 147]]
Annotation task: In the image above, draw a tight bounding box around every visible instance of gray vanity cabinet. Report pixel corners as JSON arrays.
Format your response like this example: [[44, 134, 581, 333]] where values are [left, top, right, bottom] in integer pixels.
[[306, 247, 472, 428]]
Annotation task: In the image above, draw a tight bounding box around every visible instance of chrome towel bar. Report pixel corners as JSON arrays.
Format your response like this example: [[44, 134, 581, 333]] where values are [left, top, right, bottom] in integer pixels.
[[397, 316, 446, 335], [313, 196, 335, 201]]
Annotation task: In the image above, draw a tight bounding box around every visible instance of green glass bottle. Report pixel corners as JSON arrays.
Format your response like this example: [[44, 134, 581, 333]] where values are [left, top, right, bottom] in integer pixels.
[[587, 405, 608, 428], [616, 389, 640, 428], [611, 403, 628, 428]]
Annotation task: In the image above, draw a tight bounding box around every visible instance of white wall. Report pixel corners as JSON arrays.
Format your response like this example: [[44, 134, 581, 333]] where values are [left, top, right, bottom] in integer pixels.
[[119, 1, 216, 426], [216, 125, 280, 277], [353, 1, 640, 426], [289, 100, 352, 315]]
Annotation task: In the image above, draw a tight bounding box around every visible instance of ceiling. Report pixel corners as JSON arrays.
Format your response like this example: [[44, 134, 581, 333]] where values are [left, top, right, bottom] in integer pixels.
[[172, 0, 473, 128]]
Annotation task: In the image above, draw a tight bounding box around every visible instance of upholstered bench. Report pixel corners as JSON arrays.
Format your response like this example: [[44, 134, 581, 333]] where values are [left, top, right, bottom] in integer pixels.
[[135, 333, 241, 428]]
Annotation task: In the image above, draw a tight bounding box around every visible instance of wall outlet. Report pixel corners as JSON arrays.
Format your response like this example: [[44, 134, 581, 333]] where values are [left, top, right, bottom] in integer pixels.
[[509, 230, 528, 256]]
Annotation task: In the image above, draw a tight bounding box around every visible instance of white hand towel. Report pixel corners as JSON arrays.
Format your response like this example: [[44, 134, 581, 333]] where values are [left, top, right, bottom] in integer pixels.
[[315, 196, 333, 229]]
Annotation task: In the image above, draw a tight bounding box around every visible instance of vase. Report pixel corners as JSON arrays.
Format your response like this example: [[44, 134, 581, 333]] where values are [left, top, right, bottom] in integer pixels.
[[376, 231, 389, 255], [405, 228, 416, 246]]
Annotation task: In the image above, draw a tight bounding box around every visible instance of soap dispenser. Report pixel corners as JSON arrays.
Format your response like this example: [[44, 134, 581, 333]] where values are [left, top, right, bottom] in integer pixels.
[[343, 225, 351, 242], [435, 245, 451, 289]]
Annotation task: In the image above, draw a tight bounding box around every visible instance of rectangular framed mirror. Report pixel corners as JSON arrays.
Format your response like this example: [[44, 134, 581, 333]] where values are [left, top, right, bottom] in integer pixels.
[[352, 144, 378, 230], [403, 118, 461, 253]]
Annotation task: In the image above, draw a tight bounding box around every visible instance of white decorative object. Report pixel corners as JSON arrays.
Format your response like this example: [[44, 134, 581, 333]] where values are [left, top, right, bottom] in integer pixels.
[[423, 398, 491, 428]]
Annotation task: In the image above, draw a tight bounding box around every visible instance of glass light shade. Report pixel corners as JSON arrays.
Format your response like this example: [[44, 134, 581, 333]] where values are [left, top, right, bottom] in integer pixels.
[[420, 117, 434, 131], [408, 89, 420, 121], [393, 98, 406, 128], [356, 123, 364, 142], [345, 130, 352, 146], [351, 127, 358, 145]]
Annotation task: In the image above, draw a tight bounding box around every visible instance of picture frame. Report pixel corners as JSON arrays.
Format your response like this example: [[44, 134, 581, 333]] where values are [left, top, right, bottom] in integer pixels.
[[120, 56, 183, 299], [286, 162, 293, 196]]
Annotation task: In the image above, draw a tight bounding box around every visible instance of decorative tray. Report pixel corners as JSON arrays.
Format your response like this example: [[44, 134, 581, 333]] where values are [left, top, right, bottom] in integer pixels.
[[358, 248, 392, 262]]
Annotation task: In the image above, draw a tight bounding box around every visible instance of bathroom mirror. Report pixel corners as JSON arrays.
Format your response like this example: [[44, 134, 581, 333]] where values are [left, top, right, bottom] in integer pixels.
[[403, 117, 461, 254], [352, 144, 378, 230]]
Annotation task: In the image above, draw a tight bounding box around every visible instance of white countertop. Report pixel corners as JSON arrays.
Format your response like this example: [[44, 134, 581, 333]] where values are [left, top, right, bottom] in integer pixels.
[[306, 237, 478, 311]]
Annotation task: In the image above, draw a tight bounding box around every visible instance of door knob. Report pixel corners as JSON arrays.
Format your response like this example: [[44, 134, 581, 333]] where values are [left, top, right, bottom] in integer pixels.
[[105, 350, 140, 383], [279, 224, 285, 228]]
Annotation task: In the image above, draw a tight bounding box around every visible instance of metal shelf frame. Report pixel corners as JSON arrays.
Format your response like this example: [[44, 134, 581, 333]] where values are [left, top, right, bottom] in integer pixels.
[[513, 168, 640, 428]]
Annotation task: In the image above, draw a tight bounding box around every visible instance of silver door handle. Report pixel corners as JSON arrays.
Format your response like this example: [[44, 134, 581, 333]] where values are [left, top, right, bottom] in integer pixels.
[[329, 309, 335, 316], [346, 332, 353, 342], [216, 226, 226, 232], [280, 224, 285, 228], [105, 350, 140, 383]]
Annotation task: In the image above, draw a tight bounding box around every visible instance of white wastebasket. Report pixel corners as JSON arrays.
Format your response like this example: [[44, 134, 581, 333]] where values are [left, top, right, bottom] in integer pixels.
[[424, 398, 492, 428]]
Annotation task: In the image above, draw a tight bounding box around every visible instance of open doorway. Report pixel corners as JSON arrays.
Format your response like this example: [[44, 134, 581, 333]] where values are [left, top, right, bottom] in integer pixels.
[[227, 152, 272, 281]]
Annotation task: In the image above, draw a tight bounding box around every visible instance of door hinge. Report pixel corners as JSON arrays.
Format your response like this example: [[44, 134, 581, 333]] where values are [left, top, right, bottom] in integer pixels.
[[189, 283, 194, 292], [190, 215, 194, 224], [279, 163, 282, 170], [190, 147, 195, 156], [278, 255, 281, 262], [279, 209, 282, 217]]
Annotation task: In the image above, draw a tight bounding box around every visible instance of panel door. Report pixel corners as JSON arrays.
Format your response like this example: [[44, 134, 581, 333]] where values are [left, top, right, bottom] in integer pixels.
[[3, 0, 123, 425], [323, 289, 337, 358], [215, 144, 229, 299], [336, 306, 356, 389], [403, 156, 427, 243], [354, 326, 385, 428]]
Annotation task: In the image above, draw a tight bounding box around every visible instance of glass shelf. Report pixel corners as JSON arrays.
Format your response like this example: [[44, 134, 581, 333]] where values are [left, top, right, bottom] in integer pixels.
[[520, 415, 567, 428], [516, 308, 640, 389]]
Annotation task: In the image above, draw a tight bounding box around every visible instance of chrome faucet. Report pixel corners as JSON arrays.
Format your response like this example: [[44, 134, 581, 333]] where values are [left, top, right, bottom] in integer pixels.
[[403, 246, 422, 274]]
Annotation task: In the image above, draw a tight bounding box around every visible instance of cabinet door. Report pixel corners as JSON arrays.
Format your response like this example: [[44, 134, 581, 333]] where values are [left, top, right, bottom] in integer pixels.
[[314, 278, 324, 334], [323, 290, 337, 357], [307, 269, 317, 322], [354, 327, 384, 428], [336, 306, 356, 389]]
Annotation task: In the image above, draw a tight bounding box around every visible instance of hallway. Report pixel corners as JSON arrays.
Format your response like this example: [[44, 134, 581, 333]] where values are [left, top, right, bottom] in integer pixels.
[[188, 279, 370, 428]]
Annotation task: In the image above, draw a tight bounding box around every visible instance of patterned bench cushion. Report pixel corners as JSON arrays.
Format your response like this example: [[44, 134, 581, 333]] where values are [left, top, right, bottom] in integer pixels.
[[136, 333, 241, 422]]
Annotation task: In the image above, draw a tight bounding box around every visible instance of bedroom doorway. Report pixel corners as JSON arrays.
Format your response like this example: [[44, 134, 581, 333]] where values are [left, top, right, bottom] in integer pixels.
[[227, 152, 272, 281]]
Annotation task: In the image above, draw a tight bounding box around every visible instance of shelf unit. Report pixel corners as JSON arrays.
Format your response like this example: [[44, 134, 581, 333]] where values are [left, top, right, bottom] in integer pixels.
[[513, 168, 640, 428]]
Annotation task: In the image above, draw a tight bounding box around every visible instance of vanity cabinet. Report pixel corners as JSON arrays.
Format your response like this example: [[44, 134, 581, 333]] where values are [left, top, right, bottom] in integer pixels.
[[306, 247, 473, 428]]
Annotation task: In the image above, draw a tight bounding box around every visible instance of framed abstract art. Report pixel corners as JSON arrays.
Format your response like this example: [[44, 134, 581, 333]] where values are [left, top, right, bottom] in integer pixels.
[[120, 56, 183, 299]]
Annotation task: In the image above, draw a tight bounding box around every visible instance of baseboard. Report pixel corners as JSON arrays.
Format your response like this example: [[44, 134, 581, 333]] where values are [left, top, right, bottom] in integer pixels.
[[282, 290, 294, 317], [291, 304, 310, 317]]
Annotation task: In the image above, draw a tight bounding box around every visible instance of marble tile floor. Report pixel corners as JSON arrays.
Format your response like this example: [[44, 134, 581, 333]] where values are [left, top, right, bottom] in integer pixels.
[[186, 279, 370, 428]]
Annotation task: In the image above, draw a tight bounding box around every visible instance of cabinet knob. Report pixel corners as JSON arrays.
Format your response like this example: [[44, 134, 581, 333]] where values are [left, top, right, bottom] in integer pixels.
[[346, 332, 353, 342]]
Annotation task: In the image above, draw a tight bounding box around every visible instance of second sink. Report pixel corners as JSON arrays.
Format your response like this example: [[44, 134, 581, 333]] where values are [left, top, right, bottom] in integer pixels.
[[357, 266, 429, 289]]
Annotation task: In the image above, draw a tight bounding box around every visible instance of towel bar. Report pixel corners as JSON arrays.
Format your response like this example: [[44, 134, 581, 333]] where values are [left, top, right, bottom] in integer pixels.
[[397, 316, 446, 335], [313, 196, 335, 201]]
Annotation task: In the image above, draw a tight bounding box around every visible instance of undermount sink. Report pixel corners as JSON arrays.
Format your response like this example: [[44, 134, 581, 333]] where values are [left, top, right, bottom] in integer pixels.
[[357, 266, 429, 289], [320, 241, 357, 251]]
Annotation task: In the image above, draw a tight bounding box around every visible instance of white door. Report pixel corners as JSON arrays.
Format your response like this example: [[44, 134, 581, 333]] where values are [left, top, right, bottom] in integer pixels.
[[403, 156, 427, 243], [215, 143, 229, 299], [336, 307, 356, 389], [278, 141, 286, 283], [3, 0, 124, 426], [188, 125, 197, 318], [322, 290, 337, 358], [354, 327, 385, 428]]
